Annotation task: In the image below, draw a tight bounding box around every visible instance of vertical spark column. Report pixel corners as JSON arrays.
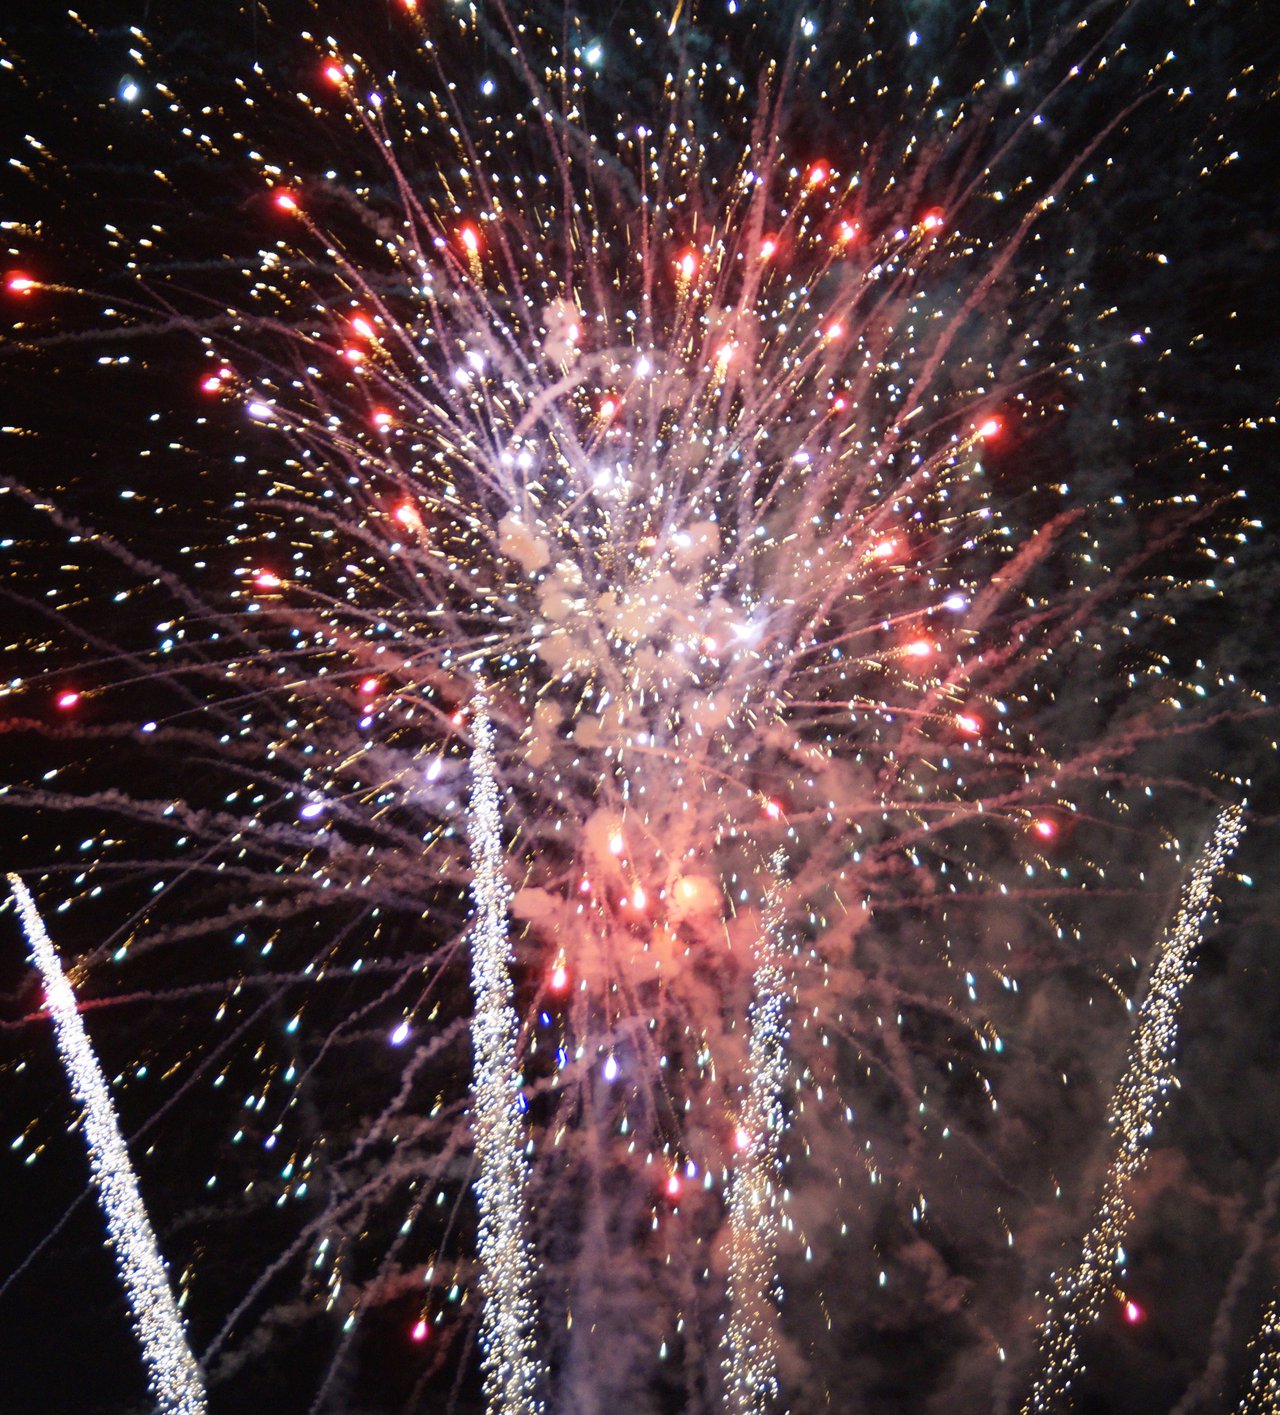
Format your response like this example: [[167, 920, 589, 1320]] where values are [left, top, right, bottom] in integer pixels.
[[7, 875, 206, 1415], [722, 849, 791, 1415], [1021, 804, 1245, 1414], [465, 689, 544, 1415]]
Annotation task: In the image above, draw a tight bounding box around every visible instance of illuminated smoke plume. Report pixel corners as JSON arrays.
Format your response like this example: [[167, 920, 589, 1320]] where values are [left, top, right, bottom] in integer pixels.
[[7, 875, 207, 1415]]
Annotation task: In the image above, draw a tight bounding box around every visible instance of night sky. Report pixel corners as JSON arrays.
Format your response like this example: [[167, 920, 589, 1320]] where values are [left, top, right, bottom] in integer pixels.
[[3, 3, 1280, 1414]]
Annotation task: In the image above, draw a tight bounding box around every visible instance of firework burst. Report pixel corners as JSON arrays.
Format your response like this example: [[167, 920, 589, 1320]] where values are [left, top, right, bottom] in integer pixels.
[[1, 2, 1266, 1411]]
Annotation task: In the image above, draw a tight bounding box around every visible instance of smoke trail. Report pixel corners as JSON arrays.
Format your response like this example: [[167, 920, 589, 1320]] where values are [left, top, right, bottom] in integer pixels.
[[7, 874, 207, 1415], [1020, 804, 1246, 1414], [722, 848, 792, 1415], [465, 689, 544, 1415]]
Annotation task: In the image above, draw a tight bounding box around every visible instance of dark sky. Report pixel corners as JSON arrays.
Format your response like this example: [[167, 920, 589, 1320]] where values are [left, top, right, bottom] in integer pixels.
[[2, 3, 1280, 1414]]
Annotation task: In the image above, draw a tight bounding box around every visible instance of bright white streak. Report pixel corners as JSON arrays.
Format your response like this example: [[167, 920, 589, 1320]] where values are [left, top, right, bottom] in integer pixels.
[[722, 848, 791, 1415], [1021, 804, 1245, 1414], [465, 690, 544, 1415], [7, 874, 206, 1415], [1238, 1297, 1280, 1414]]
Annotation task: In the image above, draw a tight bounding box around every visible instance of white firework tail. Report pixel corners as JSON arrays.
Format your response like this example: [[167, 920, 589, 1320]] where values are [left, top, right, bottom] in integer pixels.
[[722, 848, 792, 1415], [7, 874, 207, 1415], [465, 689, 545, 1415], [1021, 804, 1245, 1413]]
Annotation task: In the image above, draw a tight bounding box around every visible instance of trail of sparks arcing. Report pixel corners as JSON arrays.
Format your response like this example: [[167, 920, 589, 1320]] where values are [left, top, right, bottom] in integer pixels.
[[722, 848, 792, 1415], [6, 874, 207, 1415], [464, 690, 544, 1415], [1239, 1298, 1280, 1415], [1021, 803, 1246, 1414]]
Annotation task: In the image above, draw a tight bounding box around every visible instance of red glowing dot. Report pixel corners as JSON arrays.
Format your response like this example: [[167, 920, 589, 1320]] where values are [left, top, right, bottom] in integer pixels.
[[1123, 1300, 1143, 1325], [905, 639, 932, 659], [838, 219, 860, 244], [631, 886, 648, 911], [459, 224, 481, 255], [324, 63, 345, 86], [394, 502, 422, 529], [1033, 818, 1057, 840], [676, 249, 697, 281], [359, 677, 380, 697], [921, 208, 945, 230], [806, 162, 829, 186], [832, 395, 848, 412], [871, 539, 898, 560], [977, 417, 1002, 440], [599, 396, 618, 421], [824, 321, 844, 341], [350, 314, 376, 340], [764, 799, 783, 821], [273, 191, 299, 212], [759, 236, 778, 261], [956, 714, 981, 735], [55, 691, 81, 710], [254, 571, 282, 589], [734, 1127, 752, 1152], [6, 272, 38, 294], [372, 409, 394, 429], [201, 375, 223, 393], [411, 1317, 429, 1342], [665, 1173, 682, 1199], [550, 963, 569, 992]]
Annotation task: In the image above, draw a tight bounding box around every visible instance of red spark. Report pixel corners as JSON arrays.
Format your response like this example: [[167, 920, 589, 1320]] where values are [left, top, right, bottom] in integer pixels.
[[550, 962, 569, 993], [254, 571, 282, 590], [394, 502, 422, 529], [411, 1317, 429, 1342], [55, 691, 81, 710], [956, 714, 981, 736], [759, 235, 778, 261], [372, 409, 394, 429], [273, 191, 299, 212], [665, 1172, 682, 1199], [1123, 1300, 1144, 1325], [459, 224, 481, 255], [676, 249, 697, 281], [359, 677, 380, 697], [921, 208, 945, 230], [324, 63, 346, 86], [806, 162, 829, 186], [6, 272, 38, 294], [350, 314, 377, 340], [764, 799, 783, 821], [977, 417, 1002, 440], [1033, 818, 1057, 840]]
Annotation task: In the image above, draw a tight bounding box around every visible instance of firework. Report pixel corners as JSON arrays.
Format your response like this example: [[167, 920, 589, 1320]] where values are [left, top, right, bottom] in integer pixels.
[[1, 2, 1266, 1409], [7, 876, 206, 1415], [1020, 805, 1246, 1414], [1239, 1299, 1280, 1415], [721, 849, 791, 1415], [465, 687, 543, 1415]]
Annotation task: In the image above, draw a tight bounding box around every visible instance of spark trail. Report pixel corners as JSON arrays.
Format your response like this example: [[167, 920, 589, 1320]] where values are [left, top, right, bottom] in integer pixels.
[[1020, 804, 1246, 1415], [7, 875, 207, 1415], [722, 849, 791, 1415], [465, 688, 544, 1415]]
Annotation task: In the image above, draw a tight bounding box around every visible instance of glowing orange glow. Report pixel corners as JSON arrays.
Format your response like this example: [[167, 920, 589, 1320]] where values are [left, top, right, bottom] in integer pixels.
[[1033, 818, 1057, 840], [837, 219, 860, 244], [956, 714, 981, 735], [550, 961, 569, 992], [977, 417, 1002, 440], [764, 799, 783, 821], [734, 1127, 751, 1152], [273, 191, 298, 212], [871, 539, 898, 560], [6, 272, 38, 294], [253, 571, 282, 590], [343, 346, 365, 364], [324, 63, 345, 86], [806, 162, 829, 186], [759, 236, 778, 260], [599, 396, 618, 420], [630, 886, 648, 910], [350, 314, 376, 340], [394, 502, 422, 529], [372, 409, 394, 429], [676, 249, 697, 281], [905, 639, 932, 658], [665, 1172, 682, 1199], [459, 224, 481, 255], [921, 208, 945, 230]]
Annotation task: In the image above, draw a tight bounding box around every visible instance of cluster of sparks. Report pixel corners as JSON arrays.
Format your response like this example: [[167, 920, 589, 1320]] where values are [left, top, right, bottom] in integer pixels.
[[1021, 804, 1246, 1414], [1240, 1299, 1280, 1415], [0, 2, 1269, 1410], [6, 876, 207, 1415]]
